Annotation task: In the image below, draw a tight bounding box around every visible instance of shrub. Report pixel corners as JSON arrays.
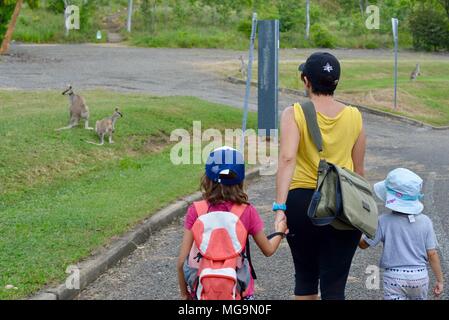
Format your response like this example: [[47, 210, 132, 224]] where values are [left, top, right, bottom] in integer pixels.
[[409, 7, 449, 51], [46, 0, 65, 13], [237, 19, 252, 37], [310, 24, 336, 48], [0, 1, 16, 45]]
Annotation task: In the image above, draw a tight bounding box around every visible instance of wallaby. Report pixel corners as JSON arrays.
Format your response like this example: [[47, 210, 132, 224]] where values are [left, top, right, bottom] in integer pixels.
[[239, 55, 248, 80], [410, 63, 421, 81], [56, 85, 93, 131], [85, 108, 123, 146]]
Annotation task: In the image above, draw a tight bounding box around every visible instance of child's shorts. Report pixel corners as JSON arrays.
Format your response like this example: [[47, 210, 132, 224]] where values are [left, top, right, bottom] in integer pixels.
[[383, 267, 429, 300]]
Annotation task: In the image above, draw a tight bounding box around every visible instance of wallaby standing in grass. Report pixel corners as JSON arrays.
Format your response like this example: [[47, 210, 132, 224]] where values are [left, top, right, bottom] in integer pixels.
[[85, 108, 123, 146], [239, 55, 248, 80], [410, 63, 421, 81], [56, 85, 93, 131]]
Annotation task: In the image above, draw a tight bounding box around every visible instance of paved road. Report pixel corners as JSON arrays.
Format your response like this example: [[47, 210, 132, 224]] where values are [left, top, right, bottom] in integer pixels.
[[76, 114, 449, 300], [1, 45, 448, 299]]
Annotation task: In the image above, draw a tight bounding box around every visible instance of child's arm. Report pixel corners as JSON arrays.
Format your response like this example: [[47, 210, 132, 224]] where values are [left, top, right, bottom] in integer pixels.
[[359, 220, 383, 250], [177, 229, 194, 300], [358, 237, 370, 249], [252, 216, 288, 257], [427, 249, 444, 297]]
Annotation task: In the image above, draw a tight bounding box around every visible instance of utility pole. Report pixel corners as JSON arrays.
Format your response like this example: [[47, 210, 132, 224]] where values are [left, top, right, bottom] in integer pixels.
[[127, 0, 133, 32], [64, 0, 70, 36], [305, 0, 310, 40], [392, 18, 399, 110]]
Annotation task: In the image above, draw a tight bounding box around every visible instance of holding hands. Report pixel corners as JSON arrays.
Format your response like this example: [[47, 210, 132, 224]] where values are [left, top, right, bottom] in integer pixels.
[[274, 210, 289, 236]]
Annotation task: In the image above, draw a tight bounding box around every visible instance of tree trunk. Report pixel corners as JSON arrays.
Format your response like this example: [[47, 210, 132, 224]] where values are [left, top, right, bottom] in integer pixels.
[[0, 0, 24, 55]]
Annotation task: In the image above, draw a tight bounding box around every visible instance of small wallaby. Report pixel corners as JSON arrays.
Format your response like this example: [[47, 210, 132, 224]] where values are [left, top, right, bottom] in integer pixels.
[[239, 55, 248, 80], [56, 85, 93, 131], [410, 63, 421, 81], [86, 108, 123, 146]]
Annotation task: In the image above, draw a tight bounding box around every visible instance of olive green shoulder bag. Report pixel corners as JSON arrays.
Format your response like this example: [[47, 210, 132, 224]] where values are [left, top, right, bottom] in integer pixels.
[[300, 101, 378, 239]]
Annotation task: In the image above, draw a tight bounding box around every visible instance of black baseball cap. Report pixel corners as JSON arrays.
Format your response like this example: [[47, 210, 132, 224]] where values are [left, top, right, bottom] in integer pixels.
[[299, 52, 341, 93]]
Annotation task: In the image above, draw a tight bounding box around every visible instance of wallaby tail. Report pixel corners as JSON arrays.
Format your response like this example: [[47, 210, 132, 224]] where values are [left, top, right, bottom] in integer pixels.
[[84, 140, 104, 146]]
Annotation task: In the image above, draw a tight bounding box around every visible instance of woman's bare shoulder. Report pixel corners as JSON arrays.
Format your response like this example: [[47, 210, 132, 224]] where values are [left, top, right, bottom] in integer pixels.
[[282, 104, 296, 117]]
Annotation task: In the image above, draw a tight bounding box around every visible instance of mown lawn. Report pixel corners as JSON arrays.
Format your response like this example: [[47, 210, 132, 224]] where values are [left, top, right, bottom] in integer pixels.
[[0, 90, 256, 299], [229, 59, 449, 126]]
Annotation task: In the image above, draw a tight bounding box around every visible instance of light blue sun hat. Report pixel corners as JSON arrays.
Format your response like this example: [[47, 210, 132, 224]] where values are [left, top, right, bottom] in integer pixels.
[[373, 168, 424, 215]]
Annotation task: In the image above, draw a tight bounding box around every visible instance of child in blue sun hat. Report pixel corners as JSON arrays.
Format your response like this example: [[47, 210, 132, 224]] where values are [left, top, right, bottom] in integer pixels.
[[359, 168, 444, 300]]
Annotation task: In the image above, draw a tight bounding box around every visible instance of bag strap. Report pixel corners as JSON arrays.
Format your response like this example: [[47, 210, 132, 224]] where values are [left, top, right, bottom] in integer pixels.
[[300, 100, 323, 153]]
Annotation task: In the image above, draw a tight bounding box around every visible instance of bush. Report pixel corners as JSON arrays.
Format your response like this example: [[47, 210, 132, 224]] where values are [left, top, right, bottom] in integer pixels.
[[0, 2, 16, 45], [46, 0, 65, 13], [310, 24, 336, 48], [237, 19, 252, 37], [409, 7, 449, 51]]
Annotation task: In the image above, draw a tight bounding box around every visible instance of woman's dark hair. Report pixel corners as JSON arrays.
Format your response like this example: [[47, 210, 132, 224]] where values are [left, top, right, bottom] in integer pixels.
[[301, 73, 335, 96], [200, 174, 249, 205]]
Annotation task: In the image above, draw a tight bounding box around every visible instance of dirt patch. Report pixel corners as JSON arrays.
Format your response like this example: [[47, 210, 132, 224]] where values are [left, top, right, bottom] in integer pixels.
[[124, 133, 171, 155], [192, 59, 246, 78], [143, 133, 171, 153]]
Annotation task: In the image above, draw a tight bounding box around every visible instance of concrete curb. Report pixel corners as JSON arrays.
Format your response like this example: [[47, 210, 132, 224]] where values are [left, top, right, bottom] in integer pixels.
[[29, 167, 261, 300], [225, 76, 449, 131]]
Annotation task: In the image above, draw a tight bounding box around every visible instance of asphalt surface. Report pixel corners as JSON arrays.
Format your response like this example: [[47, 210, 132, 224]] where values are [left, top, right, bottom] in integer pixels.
[[1, 44, 448, 300]]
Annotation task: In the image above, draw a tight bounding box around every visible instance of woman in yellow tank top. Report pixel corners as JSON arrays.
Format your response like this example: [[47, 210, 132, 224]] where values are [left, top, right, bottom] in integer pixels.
[[273, 52, 366, 300]]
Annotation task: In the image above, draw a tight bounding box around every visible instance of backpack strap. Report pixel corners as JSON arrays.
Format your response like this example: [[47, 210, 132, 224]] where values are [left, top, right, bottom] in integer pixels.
[[300, 100, 323, 153], [229, 203, 247, 218], [193, 200, 209, 217], [245, 238, 257, 280]]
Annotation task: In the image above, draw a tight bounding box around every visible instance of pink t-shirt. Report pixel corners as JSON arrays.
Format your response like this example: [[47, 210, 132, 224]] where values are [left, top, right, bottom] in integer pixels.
[[184, 201, 264, 297]]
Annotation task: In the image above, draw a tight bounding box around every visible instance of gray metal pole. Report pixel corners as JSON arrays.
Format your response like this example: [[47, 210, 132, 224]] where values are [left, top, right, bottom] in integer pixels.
[[64, 0, 70, 37], [305, 0, 310, 40], [127, 0, 133, 32], [392, 18, 399, 109], [240, 13, 258, 152]]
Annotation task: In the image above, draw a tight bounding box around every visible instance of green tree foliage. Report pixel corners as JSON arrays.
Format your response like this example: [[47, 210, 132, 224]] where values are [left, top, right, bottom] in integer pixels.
[[1, 0, 39, 44], [7, 0, 449, 50], [409, 6, 449, 51], [310, 24, 335, 48]]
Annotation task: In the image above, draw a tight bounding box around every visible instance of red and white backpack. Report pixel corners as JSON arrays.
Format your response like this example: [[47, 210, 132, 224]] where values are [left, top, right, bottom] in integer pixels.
[[183, 200, 253, 300]]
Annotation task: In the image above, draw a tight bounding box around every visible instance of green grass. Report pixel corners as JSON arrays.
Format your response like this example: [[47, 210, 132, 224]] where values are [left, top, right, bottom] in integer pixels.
[[13, 6, 105, 44], [130, 27, 248, 50], [230, 59, 449, 126], [0, 90, 256, 300]]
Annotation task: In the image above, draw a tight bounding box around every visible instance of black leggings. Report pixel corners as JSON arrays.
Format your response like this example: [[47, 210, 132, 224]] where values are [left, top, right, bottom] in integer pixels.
[[286, 188, 361, 300]]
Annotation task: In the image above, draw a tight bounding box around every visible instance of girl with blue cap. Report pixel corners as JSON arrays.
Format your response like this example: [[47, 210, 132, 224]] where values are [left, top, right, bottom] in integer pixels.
[[359, 168, 444, 300], [177, 147, 288, 300]]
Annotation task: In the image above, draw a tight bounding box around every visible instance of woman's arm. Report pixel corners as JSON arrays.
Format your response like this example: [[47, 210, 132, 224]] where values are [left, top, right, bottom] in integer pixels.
[[177, 229, 194, 300], [275, 106, 300, 219], [352, 126, 366, 177]]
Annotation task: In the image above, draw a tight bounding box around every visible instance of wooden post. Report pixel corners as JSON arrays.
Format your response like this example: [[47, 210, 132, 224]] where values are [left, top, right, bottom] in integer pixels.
[[0, 0, 24, 55]]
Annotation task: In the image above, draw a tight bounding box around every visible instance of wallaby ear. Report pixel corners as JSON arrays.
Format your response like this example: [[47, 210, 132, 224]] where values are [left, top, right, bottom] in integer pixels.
[[115, 107, 119, 112]]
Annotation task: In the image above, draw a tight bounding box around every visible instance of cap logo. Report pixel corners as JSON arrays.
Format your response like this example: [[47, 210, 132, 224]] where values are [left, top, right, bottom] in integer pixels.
[[323, 62, 333, 73]]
